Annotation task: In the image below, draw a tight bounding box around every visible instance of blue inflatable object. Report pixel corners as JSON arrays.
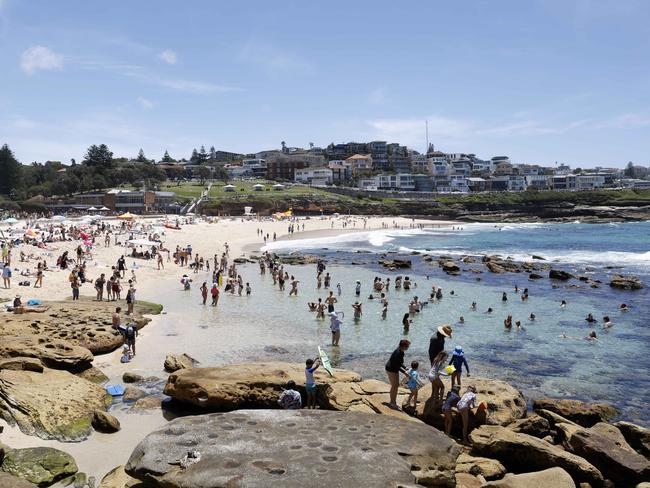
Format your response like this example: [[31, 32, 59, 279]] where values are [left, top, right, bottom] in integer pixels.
[[105, 384, 125, 396], [26, 299, 42, 306]]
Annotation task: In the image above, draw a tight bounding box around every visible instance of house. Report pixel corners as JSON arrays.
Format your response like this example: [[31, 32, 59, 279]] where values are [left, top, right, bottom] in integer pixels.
[[493, 161, 514, 176], [507, 175, 527, 191], [368, 141, 389, 170], [346, 154, 373, 175], [410, 154, 429, 174], [74, 189, 175, 212], [549, 175, 577, 190], [376, 174, 415, 191], [328, 160, 351, 182], [576, 175, 605, 190], [266, 160, 306, 181], [466, 177, 487, 192], [412, 174, 434, 192], [294, 167, 333, 185], [525, 174, 550, 190], [241, 159, 268, 177]]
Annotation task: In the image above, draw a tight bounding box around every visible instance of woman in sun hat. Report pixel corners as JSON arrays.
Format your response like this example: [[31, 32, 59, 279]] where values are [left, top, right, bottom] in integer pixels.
[[428, 324, 453, 366], [448, 346, 470, 389]]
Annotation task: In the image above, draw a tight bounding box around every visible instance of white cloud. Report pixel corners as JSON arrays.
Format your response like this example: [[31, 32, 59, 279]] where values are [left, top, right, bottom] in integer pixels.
[[137, 97, 154, 109], [595, 113, 650, 130], [367, 116, 475, 147], [368, 88, 385, 105], [159, 49, 177, 65], [21, 45, 64, 74], [158, 78, 237, 94]]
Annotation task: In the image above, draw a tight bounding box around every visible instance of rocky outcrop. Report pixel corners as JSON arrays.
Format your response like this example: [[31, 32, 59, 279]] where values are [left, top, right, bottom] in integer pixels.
[[122, 372, 144, 383], [76, 366, 108, 384], [609, 275, 644, 290], [1, 447, 77, 486], [532, 398, 618, 427], [441, 261, 461, 275], [0, 298, 161, 356], [455, 453, 506, 481], [0, 472, 38, 488], [164, 362, 361, 410], [549, 269, 573, 280], [0, 357, 43, 373], [125, 410, 461, 488], [0, 368, 111, 441], [379, 259, 412, 269], [482, 467, 576, 488], [92, 411, 121, 433], [419, 377, 526, 428], [508, 413, 551, 438], [614, 421, 650, 457], [122, 387, 145, 402], [469, 425, 603, 486], [163, 353, 197, 373], [0, 336, 93, 371]]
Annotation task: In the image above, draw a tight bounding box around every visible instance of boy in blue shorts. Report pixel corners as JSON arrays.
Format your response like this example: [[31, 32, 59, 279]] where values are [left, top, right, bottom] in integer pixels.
[[305, 357, 321, 409]]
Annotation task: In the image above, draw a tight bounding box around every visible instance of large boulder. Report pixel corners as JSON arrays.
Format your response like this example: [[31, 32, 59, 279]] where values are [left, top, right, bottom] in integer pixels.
[[609, 275, 644, 290], [558, 421, 650, 486], [614, 421, 650, 458], [164, 362, 361, 410], [532, 398, 618, 427], [419, 377, 526, 428], [0, 357, 43, 373], [163, 353, 197, 373], [508, 413, 551, 438], [441, 261, 461, 275], [126, 410, 460, 488], [469, 425, 603, 486], [0, 368, 111, 441], [482, 467, 575, 488], [0, 472, 38, 488], [0, 336, 93, 371], [550, 269, 573, 280], [1, 447, 77, 486], [455, 453, 506, 481], [92, 411, 121, 433]]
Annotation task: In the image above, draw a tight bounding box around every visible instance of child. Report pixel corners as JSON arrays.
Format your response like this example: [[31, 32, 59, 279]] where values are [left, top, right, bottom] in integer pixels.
[[246, 282, 251, 296], [428, 351, 449, 406], [403, 360, 421, 408], [442, 385, 461, 435], [305, 357, 321, 409], [449, 346, 470, 389], [457, 385, 478, 443]]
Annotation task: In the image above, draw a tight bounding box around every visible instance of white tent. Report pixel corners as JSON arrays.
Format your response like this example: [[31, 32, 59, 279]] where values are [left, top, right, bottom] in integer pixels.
[[223, 184, 236, 192], [99, 206, 110, 211], [87, 207, 98, 211], [253, 184, 265, 191], [273, 183, 285, 191]]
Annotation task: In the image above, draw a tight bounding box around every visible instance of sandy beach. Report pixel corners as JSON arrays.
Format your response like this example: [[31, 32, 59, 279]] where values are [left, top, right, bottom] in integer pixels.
[[0, 215, 452, 479]]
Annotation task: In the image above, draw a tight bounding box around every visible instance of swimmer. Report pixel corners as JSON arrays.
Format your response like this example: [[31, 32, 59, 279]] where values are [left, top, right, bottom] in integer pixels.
[[515, 320, 522, 330], [504, 315, 512, 329], [586, 330, 598, 341], [486, 307, 493, 314], [585, 313, 596, 323], [560, 300, 567, 308], [502, 292, 507, 302], [602, 316, 613, 328], [402, 312, 412, 331], [352, 301, 363, 319], [470, 302, 477, 310], [619, 303, 629, 312], [529, 313, 536, 321], [308, 302, 318, 312], [458, 316, 465, 324]]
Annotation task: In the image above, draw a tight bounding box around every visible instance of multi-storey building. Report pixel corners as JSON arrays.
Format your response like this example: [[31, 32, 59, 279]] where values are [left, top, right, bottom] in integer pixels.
[[294, 167, 333, 185], [346, 154, 373, 175]]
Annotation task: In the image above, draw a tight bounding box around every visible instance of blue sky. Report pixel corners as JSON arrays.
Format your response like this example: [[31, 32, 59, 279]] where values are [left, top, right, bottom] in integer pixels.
[[1, 0, 649, 167]]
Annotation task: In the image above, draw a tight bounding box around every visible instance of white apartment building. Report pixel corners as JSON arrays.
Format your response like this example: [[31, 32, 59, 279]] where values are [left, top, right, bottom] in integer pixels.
[[525, 174, 550, 189], [576, 175, 605, 190], [294, 167, 333, 185]]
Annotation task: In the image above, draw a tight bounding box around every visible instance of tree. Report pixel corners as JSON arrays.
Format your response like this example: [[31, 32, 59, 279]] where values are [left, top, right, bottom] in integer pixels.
[[572, 168, 582, 175], [209, 146, 217, 162], [0, 144, 22, 196], [197, 145, 208, 164], [190, 148, 199, 163], [196, 165, 211, 185], [83, 144, 114, 172], [136, 148, 149, 163], [161, 150, 174, 163], [625, 161, 635, 178]]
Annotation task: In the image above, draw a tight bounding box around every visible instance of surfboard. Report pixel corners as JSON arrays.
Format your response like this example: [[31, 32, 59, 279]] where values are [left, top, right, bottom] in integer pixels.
[[318, 346, 333, 377], [105, 384, 125, 396]]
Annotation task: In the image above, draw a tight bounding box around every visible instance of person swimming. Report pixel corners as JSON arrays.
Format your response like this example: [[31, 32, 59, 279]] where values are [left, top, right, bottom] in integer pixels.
[[602, 316, 613, 328], [619, 303, 629, 311], [585, 313, 596, 323], [560, 300, 567, 308], [529, 313, 536, 321]]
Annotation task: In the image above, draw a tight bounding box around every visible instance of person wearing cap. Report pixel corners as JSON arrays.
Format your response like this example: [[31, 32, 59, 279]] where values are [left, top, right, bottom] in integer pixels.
[[449, 346, 470, 389], [13, 294, 22, 309], [385, 339, 411, 410], [429, 325, 453, 367], [457, 385, 478, 443], [442, 384, 461, 436]]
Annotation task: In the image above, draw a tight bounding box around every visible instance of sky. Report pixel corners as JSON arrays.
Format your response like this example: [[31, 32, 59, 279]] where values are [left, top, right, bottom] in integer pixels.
[[0, 0, 649, 167]]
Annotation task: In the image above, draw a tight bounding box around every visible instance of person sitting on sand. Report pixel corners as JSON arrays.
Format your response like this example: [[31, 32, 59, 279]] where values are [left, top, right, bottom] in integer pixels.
[[278, 381, 302, 410]]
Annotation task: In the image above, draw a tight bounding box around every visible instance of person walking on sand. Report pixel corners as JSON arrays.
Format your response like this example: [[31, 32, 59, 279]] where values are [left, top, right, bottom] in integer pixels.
[[157, 253, 164, 270], [449, 346, 470, 389], [429, 325, 452, 366], [2, 263, 11, 289], [385, 339, 410, 410], [200, 282, 208, 305]]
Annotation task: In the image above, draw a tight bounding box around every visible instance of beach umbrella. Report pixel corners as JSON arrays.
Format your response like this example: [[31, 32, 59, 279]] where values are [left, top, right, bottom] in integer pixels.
[[87, 206, 98, 211], [117, 212, 137, 220], [99, 206, 110, 211], [24, 229, 39, 237]]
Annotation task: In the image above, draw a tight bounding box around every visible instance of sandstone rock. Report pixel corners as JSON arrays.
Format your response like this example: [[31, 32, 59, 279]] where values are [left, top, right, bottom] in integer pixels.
[[455, 472, 484, 488], [614, 421, 650, 457], [509, 413, 551, 438], [529, 273, 543, 279], [419, 377, 526, 428], [563, 423, 650, 486], [483, 467, 576, 488], [461, 256, 476, 264], [550, 269, 573, 280], [532, 255, 547, 260], [1, 447, 77, 486], [441, 261, 461, 275], [0, 471, 37, 488], [98, 465, 140, 488], [533, 398, 618, 427], [125, 410, 460, 488], [0, 368, 111, 441], [163, 353, 197, 373], [379, 259, 412, 269], [455, 453, 506, 480], [122, 372, 144, 384], [0, 357, 43, 373], [164, 362, 361, 410], [0, 336, 93, 371], [122, 387, 146, 402], [76, 366, 109, 384], [470, 425, 603, 486], [609, 275, 644, 290], [92, 411, 121, 433], [131, 396, 164, 411]]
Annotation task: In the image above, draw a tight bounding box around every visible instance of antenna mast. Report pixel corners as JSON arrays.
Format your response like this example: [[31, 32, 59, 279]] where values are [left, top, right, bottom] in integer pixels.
[[425, 119, 429, 154]]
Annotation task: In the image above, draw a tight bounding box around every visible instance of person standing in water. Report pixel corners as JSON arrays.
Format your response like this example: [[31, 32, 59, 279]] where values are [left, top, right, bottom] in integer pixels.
[[329, 311, 343, 346], [200, 282, 208, 305], [325, 291, 337, 313], [289, 276, 300, 296]]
